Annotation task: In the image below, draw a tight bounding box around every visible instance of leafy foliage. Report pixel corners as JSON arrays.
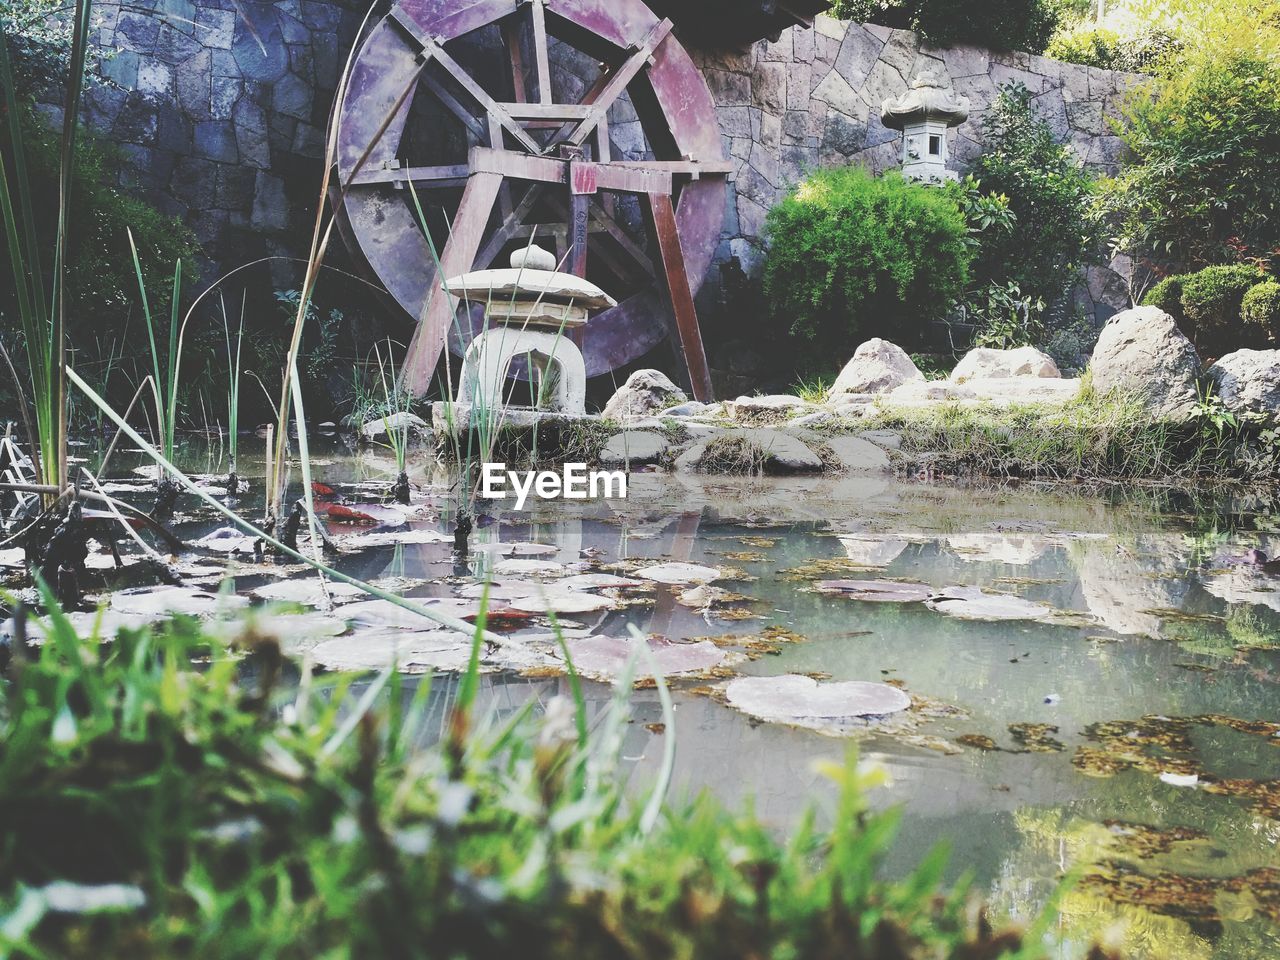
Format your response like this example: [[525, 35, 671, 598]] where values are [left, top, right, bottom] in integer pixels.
[[763, 166, 971, 357], [0, 609, 1089, 959], [1096, 50, 1280, 272], [969, 83, 1099, 321], [0, 0, 98, 101], [1241, 279, 1280, 343], [829, 0, 1065, 52], [1142, 264, 1273, 355], [1045, 21, 1178, 71]]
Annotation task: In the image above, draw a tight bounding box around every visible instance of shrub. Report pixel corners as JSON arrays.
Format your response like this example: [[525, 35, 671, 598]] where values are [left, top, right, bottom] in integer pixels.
[[1242, 279, 1280, 344], [1141, 274, 1185, 325], [763, 166, 971, 357], [1045, 21, 1179, 70], [1097, 50, 1280, 271], [829, 0, 1063, 52], [969, 83, 1099, 325], [1180, 265, 1264, 353]]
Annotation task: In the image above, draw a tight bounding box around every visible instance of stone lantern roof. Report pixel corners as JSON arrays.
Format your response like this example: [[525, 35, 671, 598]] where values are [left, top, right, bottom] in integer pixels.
[[880, 66, 970, 130], [444, 245, 616, 329]]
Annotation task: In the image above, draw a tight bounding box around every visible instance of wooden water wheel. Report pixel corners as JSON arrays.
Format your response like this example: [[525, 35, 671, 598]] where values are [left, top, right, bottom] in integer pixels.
[[335, 0, 730, 401]]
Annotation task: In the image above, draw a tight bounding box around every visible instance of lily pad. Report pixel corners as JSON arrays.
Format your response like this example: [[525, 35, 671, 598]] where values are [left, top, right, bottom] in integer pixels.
[[341, 597, 532, 628], [312, 631, 474, 673], [203, 610, 348, 647], [926, 585, 1056, 621], [557, 573, 645, 590], [815, 579, 934, 603], [724, 675, 911, 724], [510, 592, 613, 615], [346, 528, 451, 548], [195, 526, 257, 553], [562, 635, 726, 680], [252, 579, 367, 605], [110, 586, 249, 619], [492, 558, 566, 578], [634, 562, 721, 585], [473, 542, 559, 558]]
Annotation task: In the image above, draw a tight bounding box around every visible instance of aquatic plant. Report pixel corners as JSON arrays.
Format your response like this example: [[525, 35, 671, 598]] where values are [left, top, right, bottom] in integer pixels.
[[0, 595, 1110, 958], [220, 293, 246, 497], [372, 339, 412, 504]]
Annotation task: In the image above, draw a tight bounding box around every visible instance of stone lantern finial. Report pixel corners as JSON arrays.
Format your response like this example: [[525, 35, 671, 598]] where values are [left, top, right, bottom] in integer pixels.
[[880, 65, 970, 184]]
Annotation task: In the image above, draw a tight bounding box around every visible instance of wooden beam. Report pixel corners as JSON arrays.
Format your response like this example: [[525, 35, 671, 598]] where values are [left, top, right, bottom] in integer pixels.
[[351, 162, 471, 188], [647, 191, 713, 402], [475, 184, 544, 268], [528, 0, 552, 105], [500, 16, 527, 103], [499, 102, 591, 119], [468, 147, 674, 195], [400, 171, 504, 395]]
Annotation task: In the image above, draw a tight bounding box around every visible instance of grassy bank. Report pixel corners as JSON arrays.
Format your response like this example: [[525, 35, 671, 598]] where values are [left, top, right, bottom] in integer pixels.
[[860, 386, 1270, 485], [0, 600, 1116, 959]]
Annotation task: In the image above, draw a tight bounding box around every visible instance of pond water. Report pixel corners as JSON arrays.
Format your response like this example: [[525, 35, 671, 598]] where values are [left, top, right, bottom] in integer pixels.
[[64, 437, 1280, 959]]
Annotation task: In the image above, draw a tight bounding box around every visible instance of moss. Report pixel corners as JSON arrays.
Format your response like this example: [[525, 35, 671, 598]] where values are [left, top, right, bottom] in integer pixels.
[[1241, 279, 1280, 344]]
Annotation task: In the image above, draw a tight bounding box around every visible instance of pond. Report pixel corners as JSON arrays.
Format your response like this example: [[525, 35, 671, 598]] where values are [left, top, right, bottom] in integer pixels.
[[60, 437, 1280, 959]]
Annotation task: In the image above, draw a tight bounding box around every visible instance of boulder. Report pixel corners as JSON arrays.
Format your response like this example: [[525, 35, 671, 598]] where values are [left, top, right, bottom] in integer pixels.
[[675, 428, 823, 474], [601, 369, 687, 421], [829, 338, 923, 396], [598, 430, 669, 467], [949, 346, 1060, 382], [962, 377, 1081, 405], [1207, 349, 1280, 422], [885, 380, 976, 406], [660, 401, 710, 418], [360, 411, 428, 441], [816, 435, 892, 474], [725, 394, 813, 420], [1089, 306, 1201, 418]]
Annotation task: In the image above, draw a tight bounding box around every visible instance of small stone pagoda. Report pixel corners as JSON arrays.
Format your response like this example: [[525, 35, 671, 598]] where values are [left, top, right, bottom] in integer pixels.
[[881, 66, 970, 184], [444, 245, 617, 416]]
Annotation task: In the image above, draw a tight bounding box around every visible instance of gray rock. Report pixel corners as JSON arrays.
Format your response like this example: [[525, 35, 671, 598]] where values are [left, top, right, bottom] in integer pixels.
[[725, 395, 813, 420], [250, 172, 288, 231], [886, 380, 976, 405], [360, 411, 428, 441], [1207, 349, 1280, 422], [949, 346, 1060, 382], [598, 431, 669, 467], [859, 430, 902, 450], [660, 401, 710, 418], [676, 428, 824, 474], [963, 377, 1081, 405], [830, 338, 923, 396], [1089, 306, 1201, 418], [816, 435, 892, 474], [602, 370, 687, 422]]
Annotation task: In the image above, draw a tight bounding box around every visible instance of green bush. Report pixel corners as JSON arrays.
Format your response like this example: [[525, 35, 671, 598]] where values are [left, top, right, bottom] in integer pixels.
[[1141, 274, 1185, 325], [763, 166, 971, 356], [969, 83, 1099, 326], [829, 0, 1063, 52], [1242, 279, 1280, 344], [1097, 50, 1280, 271], [1046, 20, 1180, 70], [1180, 265, 1263, 352]]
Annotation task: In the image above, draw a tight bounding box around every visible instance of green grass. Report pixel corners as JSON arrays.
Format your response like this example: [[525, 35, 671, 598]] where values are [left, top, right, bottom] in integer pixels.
[[861, 384, 1245, 483], [0, 599, 1104, 959]]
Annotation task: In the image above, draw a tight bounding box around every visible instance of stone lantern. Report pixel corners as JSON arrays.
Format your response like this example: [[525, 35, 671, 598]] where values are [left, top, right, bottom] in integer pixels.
[[880, 66, 970, 184], [444, 245, 617, 415]]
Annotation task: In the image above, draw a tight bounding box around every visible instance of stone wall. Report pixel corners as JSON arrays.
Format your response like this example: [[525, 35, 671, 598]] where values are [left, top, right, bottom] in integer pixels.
[[691, 14, 1141, 335], [63, 5, 1139, 351], [62, 0, 365, 284]]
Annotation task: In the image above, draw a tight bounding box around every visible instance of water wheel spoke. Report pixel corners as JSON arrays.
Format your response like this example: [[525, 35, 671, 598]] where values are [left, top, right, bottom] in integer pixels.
[[646, 191, 712, 403], [390, 6, 542, 155], [561, 18, 674, 150], [529, 0, 552, 105]]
